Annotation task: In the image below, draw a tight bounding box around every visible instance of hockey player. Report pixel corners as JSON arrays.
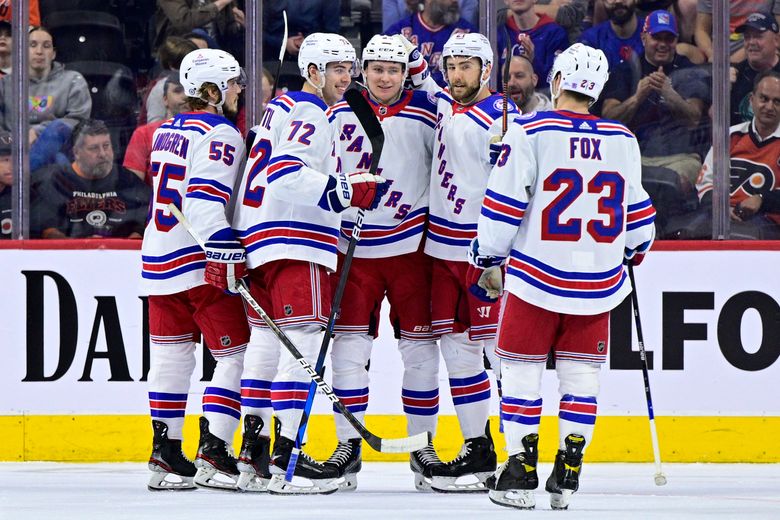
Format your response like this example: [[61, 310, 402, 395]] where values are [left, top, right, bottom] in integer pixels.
[[142, 48, 249, 491], [232, 33, 387, 494], [469, 43, 656, 510], [412, 31, 518, 493], [322, 34, 442, 492]]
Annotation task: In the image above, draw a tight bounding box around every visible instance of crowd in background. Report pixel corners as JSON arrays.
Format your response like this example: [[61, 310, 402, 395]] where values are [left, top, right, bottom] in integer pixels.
[[1, 0, 779, 240]]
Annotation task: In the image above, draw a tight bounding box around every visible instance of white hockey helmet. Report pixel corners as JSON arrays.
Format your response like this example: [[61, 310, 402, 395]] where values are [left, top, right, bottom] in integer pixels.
[[361, 34, 408, 71], [549, 43, 609, 108], [298, 33, 358, 88], [441, 32, 493, 86], [179, 49, 244, 108]]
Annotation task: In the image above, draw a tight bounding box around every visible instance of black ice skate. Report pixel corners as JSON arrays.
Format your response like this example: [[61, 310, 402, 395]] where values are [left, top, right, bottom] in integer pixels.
[[267, 419, 339, 495], [409, 440, 444, 492], [324, 438, 362, 492], [147, 420, 197, 491], [545, 433, 585, 510], [236, 415, 272, 492], [487, 433, 539, 510], [430, 423, 497, 493], [193, 416, 240, 491]]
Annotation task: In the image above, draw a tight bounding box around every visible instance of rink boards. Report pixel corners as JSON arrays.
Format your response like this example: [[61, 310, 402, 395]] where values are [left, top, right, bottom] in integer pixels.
[[1, 240, 779, 463]]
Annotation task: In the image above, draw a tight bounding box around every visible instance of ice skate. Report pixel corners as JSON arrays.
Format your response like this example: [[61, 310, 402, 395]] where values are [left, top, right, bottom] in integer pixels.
[[267, 419, 339, 495], [545, 433, 585, 510], [409, 440, 444, 491], [193, 416, 240, 491], [324, 438, 362, 492], [147, 420, 197, 491], [430, 424, 496, 493], [236, 415, 272, 492], [487, 433, 539, 510]]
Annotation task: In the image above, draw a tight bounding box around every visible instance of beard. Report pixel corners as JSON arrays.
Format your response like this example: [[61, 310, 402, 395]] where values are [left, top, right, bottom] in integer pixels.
[[450, 81, 481, 104], [510, 85, 535, 111], [427, 1, 460, 26], [606, 3, 635, 25]]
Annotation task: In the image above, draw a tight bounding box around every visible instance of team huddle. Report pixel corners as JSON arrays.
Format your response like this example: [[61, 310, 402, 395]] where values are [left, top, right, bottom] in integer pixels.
[[140, 28, 656, 511]]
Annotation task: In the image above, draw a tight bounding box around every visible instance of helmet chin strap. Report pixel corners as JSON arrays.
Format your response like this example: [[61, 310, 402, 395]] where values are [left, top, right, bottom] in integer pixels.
[[305, 68, 327, 99]]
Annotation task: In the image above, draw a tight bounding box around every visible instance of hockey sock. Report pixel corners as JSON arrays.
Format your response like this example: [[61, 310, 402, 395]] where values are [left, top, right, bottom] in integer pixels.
[[203, 351, 244, 443], [500, 359, 545, 456], [399, 339, 439, 437], [556, 360, 600, 450], [331, 334, 372, 440], [441, 332, 491, 439], [240, 327, 280, 437], [272, 325, 324, 441], [147, 340, 196, 439]]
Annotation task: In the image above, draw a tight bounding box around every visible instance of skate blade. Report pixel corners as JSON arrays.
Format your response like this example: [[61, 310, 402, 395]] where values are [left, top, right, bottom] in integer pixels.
[[488, 489, 536, 510], [336, 473, 358, 492], [236, 471, 271, 492], [413, 473, 433, 492], [550, 489, 573, 510], [267, 474, 339, 495], [430, 472, 493, 493], [147, 471, 196, 491], [193, 465, 239, 491]]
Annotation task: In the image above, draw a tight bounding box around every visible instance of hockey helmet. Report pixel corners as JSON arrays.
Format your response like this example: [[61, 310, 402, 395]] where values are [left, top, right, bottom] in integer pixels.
[[361, 34, 408, 71], [549, 43, 609, 108], [441, 32, 493, 86], [298, 33, 358, 88], [179, 49, 244, 108]]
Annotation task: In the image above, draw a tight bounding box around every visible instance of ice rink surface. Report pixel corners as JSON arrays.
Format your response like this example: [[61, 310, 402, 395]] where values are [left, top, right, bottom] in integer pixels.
[[1, 462, 779, 519]]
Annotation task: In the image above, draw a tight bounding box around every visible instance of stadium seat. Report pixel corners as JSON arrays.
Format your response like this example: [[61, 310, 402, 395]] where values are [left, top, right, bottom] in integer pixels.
[[45, 11, 126, 63], [65, 61, 138, 126]]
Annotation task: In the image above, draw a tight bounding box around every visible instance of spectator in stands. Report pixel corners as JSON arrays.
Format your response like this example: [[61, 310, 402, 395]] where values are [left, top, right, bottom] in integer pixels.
[[506, 53, 552, 112], [383, 0, 479, 30], [602, 10, 708, 190], [0, 26, 92, 172], [263, 0, 340, 62], [185, 28, 219, 49], [695, 1, 780, 63], [386, 0, 476, 87], [142, 36, 198, 126], [0, 130, 11, 239], [730, 13, 780, 126], [32, 119, 150, 239], [497, 0, 569, 90], [0, 0, 41, 27], [694, 71, 780, 239], [0, 21, 9, 77], [124, 76, 187, 184], [154, 0, 245, 61], [579, 0, 645, 70]]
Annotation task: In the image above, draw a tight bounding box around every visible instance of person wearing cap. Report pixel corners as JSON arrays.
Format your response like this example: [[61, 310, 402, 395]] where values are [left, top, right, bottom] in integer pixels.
[[695, 1, 780, 63], [123, 75, 188, 184], [0, 131, 11, 239], [730, 12, 780, 126], [602, 9, 708, 192]]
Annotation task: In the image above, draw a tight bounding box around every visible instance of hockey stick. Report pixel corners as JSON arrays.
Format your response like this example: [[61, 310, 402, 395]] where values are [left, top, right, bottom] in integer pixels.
[[501, 26, 512, 136], [627, 264, 667, 486], [284, 87, 387, 481], [167, 203, 428, 456], [271, 10, 288, 100]]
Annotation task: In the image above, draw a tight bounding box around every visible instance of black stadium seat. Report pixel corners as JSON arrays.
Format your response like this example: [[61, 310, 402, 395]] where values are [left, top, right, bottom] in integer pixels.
[[45, 11, 126, 63]]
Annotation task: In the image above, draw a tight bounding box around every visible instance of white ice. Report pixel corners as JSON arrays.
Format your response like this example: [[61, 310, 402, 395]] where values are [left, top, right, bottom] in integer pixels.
[[1, 463, 779, 519]]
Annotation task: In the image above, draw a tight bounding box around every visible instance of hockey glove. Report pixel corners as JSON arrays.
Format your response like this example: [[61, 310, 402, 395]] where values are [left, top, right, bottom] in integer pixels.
[[467, 238, 504, 302], [488, 135, 503, 166], [624, 240, 651, 266], [394, 34, 429, 88], [203, 229, 247, 294], [319, 171, 388, 213]]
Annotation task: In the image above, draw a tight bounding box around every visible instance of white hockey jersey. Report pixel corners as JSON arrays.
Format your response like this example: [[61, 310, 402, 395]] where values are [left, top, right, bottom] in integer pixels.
[[425, 88, 518, 261], [328, 89, 437, 258], [141, 112, 246, 295], [477, 111, 657, 315], [233, 92, 340, 271]]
